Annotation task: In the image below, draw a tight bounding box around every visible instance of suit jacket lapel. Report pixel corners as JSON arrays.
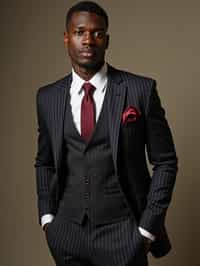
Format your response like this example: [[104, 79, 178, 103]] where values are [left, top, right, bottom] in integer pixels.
[[51, 74, 72, 174], [52, 66, 126, 176], [107, 66, 127, 173]]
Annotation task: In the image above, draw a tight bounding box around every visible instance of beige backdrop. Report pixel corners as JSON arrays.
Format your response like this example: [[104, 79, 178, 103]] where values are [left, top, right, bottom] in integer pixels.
[[1, 0, 199, 265]]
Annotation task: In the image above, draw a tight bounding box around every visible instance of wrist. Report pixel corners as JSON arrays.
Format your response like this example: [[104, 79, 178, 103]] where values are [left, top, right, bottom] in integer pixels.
[[143, 236, 153, 244], [43, 223, 50, 232]]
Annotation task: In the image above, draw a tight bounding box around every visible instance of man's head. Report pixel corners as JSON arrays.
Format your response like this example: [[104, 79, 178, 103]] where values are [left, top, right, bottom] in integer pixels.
[[64, 1, 109, 75], [65, 1, 109, 32]]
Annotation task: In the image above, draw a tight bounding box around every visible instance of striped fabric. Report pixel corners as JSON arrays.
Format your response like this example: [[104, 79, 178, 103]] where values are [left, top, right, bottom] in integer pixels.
[[45, 214, 148, 266], [35, 64, 178, 261]]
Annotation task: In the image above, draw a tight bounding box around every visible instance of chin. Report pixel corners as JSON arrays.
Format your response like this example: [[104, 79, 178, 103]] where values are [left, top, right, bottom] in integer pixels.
[[79, 60, 104, 70]]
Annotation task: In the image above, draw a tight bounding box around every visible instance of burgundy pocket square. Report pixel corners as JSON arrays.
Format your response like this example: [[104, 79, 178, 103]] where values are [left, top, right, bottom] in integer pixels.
[[122, 106, 141, 124]]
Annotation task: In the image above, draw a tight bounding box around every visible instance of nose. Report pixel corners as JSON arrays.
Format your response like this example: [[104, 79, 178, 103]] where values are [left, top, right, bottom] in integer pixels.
[[82, 31, 95, 46]]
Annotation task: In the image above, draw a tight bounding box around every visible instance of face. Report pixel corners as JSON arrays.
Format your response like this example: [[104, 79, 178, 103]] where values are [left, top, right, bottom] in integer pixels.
[[64, 11, 109, 72]]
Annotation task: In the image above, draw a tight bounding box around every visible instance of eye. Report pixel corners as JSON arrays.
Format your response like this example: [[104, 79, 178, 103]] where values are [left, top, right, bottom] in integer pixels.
[[74, 30, 84, 36], [93, 31, 105, 39]]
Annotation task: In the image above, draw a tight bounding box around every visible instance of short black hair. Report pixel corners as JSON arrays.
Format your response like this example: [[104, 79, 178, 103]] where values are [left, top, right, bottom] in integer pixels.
[[66, 1, 109, 31]]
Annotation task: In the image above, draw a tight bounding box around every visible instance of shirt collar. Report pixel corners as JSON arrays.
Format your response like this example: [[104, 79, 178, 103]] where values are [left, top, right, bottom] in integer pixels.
[[71, 63, 108, 95]]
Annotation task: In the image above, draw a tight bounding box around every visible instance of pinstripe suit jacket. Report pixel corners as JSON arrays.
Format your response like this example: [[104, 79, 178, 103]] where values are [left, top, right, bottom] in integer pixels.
[[35, 64, 178, 258]]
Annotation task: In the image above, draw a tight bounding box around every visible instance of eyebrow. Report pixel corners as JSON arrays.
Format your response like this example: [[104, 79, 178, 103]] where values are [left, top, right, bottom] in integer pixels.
[[75, 26, 106, 31]]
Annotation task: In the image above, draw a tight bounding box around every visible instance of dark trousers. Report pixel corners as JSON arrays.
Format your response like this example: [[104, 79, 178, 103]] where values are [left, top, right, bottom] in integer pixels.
[[45, 214, 148, 266]]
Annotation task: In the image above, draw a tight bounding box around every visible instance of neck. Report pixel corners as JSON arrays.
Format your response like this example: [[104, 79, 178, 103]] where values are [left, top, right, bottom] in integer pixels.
[[72, 61, 105, 81]]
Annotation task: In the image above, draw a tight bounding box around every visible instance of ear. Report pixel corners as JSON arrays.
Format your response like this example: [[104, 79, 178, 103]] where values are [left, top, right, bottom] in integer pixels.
[[64, 31, 69, 47], [105, 34, 109, 49]]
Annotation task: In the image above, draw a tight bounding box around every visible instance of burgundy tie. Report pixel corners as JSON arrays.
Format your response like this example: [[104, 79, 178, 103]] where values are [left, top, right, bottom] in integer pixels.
[[81, 82, 96, 141]]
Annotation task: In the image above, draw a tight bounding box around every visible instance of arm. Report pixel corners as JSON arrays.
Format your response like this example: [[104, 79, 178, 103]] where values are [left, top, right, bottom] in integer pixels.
[[139, 81, 178, 237], [34, 88, 58, 226]]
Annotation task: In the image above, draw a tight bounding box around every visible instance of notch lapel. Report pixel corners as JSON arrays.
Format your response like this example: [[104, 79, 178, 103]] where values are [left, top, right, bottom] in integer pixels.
[[51, 74, 72, 175], [107, 67, 127, 173]]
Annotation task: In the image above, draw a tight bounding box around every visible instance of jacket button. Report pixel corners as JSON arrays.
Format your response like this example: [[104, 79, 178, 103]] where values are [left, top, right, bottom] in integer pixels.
[[84, 192, 89, 199], [84, 177, 89, 184]]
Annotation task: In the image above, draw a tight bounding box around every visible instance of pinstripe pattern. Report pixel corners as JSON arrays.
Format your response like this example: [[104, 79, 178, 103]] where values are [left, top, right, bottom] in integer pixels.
[[45, 215, 148, 266], [57, 86, 133, 228], [35, 64, 178, 259]]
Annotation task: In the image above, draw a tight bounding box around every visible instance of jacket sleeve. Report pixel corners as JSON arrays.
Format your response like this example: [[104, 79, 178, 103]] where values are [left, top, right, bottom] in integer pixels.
[[34, 88, 58, 225], [139, 80, 178, 236]]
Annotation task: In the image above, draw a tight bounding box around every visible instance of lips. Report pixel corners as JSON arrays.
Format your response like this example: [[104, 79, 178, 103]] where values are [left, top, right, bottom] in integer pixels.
[[80, 50, 96, 58]]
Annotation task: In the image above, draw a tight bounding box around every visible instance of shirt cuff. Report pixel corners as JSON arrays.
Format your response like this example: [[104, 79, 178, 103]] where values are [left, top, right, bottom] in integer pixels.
[[138, 227, 156, 242], [41, 214, 55, 228]]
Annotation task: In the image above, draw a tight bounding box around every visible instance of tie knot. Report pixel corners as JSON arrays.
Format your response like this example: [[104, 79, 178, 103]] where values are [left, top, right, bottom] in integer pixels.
[[82, 82, 95, 96]]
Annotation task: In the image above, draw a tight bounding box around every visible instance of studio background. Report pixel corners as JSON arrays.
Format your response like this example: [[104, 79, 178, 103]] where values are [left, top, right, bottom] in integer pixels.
[[1, 0, 199, 265]]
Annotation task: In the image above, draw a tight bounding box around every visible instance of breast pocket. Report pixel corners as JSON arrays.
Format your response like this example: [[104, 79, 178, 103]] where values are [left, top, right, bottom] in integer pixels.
[[119, 117, 145, 155]]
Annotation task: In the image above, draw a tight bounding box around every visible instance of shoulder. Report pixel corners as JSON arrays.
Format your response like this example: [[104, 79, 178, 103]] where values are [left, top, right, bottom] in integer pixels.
[[108, 64, 156, 88], [36, 73, 72, 101]]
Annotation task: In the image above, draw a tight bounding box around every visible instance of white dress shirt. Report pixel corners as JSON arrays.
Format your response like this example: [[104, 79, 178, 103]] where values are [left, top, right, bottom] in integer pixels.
[[41, 63, 155, 242]]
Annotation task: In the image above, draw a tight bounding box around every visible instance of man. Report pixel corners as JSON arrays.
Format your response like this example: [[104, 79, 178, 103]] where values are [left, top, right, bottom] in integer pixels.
[[34, 1, 178, 266]]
